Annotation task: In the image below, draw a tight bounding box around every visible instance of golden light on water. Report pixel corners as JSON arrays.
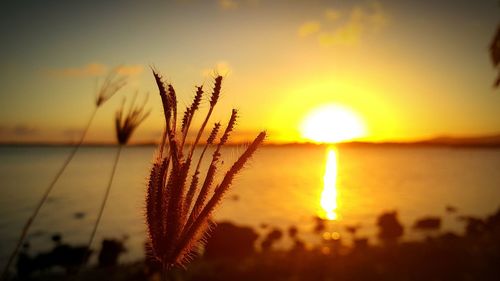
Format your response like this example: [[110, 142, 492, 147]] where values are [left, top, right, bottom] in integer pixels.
[[299, 104, 362, 220], [300, 104, 365, 143], [320, 148, 339, 220]]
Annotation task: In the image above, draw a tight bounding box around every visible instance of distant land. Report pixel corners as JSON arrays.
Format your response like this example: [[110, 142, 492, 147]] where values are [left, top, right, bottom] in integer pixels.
[[337, 133, 500, 148], [2, 133, 500, 148]]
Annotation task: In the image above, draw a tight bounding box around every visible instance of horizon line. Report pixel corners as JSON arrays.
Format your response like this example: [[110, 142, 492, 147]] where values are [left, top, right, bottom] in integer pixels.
[[2, 139, 500, 148]]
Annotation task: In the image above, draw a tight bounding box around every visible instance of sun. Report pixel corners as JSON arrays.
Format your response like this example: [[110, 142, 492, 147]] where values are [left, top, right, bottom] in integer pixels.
[[300, 104, 365, 143]]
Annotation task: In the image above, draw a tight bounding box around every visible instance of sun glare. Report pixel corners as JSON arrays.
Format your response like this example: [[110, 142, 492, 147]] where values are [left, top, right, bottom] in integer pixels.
[[320, 148, 338, 220], [300, 105, 365, 143]]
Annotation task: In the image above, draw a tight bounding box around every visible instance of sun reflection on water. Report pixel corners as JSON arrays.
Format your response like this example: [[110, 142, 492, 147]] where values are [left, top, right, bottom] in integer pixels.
[[320, 147, 339, 220]]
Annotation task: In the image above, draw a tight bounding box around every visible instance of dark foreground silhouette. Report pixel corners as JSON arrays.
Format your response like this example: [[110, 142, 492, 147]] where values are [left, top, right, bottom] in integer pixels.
[[16, 234, 89, 278], [14, 235, 126, 279], [12, 206, 500, 281]]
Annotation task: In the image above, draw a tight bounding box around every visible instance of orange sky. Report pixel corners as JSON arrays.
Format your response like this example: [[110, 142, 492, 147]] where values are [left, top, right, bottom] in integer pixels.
[[0, 0, 499, 144]]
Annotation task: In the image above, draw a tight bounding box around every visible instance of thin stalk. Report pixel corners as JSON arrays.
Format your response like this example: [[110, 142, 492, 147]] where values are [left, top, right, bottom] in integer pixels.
[[85, 145, 123, 257], [161, 263, 171, 281], [184, 143, 209, 212], [186, 106, 214, 161], [1, 107, 98, 280], [184, 122, 220, 213]]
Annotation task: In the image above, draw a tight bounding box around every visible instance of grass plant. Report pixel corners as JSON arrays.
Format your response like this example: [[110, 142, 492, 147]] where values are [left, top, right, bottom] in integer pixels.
[[1, 69, 127, 280], [85, 93, 150, 262], [146, 70, 265, 280]]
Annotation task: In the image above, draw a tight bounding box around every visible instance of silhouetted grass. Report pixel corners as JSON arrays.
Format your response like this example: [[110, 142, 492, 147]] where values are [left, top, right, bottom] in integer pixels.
[[1, 69, 127, 280], [146, 70, 265, 279], [85, 94, 149, 265]]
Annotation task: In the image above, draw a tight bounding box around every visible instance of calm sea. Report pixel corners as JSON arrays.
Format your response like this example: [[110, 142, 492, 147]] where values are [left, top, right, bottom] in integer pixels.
[[1, 145, 500, 266]]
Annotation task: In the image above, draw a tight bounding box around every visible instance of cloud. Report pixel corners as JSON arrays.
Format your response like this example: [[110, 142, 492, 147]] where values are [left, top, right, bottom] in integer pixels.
[[202, 61, 232, 77], [298, 1, 389, 47], [216, 0, 260, 10], [47, 63, 106, 77], [368, 1, 389, 32], [218, 0, 238, 10], [0, 125, 38, 137], [325, 9, 341, 21], [116, 65, 144, 76], [319, 20, 363, 46], [46, 63, 144, 78], [298, 21, 322, 37]]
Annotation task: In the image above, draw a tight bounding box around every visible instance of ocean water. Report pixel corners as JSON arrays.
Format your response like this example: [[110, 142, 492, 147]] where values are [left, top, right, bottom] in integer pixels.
[[1, 145, 500, 266]]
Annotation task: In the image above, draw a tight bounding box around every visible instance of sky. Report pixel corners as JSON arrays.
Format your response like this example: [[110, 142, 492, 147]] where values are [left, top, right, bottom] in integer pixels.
[[0, 0, 499, 144]]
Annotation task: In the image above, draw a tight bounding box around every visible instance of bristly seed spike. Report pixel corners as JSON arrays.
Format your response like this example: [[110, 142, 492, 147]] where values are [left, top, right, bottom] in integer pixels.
[[145, 71, 264, 270]]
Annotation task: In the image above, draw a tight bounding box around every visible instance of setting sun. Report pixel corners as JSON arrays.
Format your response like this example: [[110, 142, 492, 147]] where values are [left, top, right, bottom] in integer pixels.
[[300, 105, 366, 143]]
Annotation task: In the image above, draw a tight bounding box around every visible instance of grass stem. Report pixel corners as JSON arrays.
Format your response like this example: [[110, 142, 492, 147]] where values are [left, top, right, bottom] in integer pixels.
[[1, 107, 98, 280], [85, 145, 123, 256]]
